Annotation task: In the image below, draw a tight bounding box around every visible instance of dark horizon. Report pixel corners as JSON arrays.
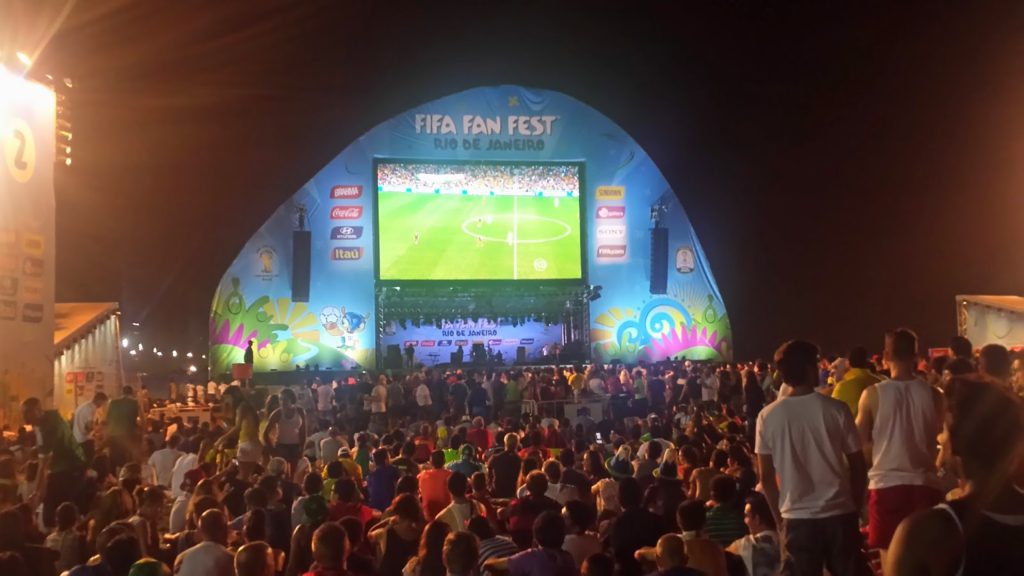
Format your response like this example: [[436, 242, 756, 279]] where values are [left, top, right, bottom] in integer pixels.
[[17, 1, 1023, 360]]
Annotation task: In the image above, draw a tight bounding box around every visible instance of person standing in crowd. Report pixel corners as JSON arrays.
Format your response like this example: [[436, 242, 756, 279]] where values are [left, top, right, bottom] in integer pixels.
[[886, 377, 1024, 575], [756, 340, 871, 575], [978, 343, 1012, 388], [173, 509, 234, 575], [856, 329, 944, 563], [831, 346, 881, 418], [72, 392, 107, 462], [442, 531, 478, 576], [263, 387, 307, 470], [215, 385, 262, 479], [316, 379, 335, 423], [416, 378, 433, 421], [306, 522, 349, 576], [367, 448, 401, 512], [21, 397, 87, 529], [107, 386, 141, 469], [370, 376, 388, 433]]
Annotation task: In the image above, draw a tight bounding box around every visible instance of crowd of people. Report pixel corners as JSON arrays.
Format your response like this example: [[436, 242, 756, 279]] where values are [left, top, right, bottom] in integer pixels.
[[377, 163, 579, 196], [3, 330, 1023, 576]]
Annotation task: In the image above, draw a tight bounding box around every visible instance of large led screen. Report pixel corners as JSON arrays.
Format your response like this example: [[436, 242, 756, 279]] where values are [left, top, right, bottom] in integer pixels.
[[376, 161, 582, 281]]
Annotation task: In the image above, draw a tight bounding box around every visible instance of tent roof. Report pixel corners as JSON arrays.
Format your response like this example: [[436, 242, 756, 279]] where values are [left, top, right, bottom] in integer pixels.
[[54, 302, 119, 351], [957, 295, 1024, 315]]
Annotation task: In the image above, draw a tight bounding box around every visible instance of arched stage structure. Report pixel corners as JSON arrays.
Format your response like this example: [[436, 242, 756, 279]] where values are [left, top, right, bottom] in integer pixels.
[[209, 86, 732, 376]]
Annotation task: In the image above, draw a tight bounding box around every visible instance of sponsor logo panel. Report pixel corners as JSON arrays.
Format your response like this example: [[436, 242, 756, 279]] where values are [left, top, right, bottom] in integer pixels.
[[597, 245, 627, 259], [595, 206, 625, 219], [331, 185, 363, 199], [331, 247, 364, 261], [330, 206, 364, 220], [595, 186, 625, 201]]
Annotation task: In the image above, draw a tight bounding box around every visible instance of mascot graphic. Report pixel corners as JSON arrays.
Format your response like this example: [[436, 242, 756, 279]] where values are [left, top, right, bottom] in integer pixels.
[[320, 305, 367, 351]]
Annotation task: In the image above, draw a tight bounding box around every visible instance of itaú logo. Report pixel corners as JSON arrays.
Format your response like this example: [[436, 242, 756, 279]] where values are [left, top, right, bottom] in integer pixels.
[[596, 245, 626, 258], [331, 247, 364, 260], [330, 206, 363, 219]]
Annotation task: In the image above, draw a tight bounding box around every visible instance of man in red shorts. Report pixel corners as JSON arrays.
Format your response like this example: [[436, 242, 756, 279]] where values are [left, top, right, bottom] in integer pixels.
[[856, 328, 945, 563]]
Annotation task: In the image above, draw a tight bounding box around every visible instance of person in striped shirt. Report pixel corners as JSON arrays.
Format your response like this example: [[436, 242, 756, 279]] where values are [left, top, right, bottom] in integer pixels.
[[704, 474, 748, 548], [467, 516, 518, 574]]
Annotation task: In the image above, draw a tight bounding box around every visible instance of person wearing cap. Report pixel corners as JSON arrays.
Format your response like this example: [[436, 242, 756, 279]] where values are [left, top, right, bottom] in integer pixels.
[[335, 446, 364, 484], [447, 444, 484, 477]]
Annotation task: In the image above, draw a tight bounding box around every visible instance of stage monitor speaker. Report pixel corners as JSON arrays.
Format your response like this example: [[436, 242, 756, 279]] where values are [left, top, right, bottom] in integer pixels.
[[385, 345, 402, 369], [650, 227, 668, 295], [292, 230, 312, 302], [516, 346, 526, 364], [471, 343, 486, 364]]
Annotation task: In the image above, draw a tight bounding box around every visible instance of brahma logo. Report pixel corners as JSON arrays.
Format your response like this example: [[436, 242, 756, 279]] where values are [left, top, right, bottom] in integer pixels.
[[595, 206, 625, 219], [330, 226, 364, 240], [597, 245, 627, 259], [595, 186, 625, 201], [488, 339, 503, 347], [331, 185, 363, 199], [596, 224, 626, 241], [331, 247, 364, 261], [403, 341, 418, 347], [330, 206, 363, 220]]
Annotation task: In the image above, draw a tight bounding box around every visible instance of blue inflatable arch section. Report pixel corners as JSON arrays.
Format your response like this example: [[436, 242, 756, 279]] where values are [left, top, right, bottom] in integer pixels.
[[209, 86, 732, 374]]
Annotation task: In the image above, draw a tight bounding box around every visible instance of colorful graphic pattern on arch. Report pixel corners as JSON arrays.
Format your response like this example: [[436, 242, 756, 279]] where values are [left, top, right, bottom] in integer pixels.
[[209, 86, 732, 374]]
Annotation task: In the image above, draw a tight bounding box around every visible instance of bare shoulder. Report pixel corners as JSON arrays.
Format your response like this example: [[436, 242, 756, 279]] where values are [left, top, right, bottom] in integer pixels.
[[888, 506, 962, 575]]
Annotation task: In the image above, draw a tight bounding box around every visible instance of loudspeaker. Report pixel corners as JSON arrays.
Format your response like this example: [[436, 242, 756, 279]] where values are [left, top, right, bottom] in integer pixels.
[[292, 230, 312, 302], [385, 345, 402, 369], [650, 227, 668, 294], [516, 346, 526, 364], [471, 343, 486, 364]]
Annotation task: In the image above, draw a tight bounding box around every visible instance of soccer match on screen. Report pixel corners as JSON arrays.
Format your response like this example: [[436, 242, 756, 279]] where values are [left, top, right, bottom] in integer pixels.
[[376, 162, 583, 281]]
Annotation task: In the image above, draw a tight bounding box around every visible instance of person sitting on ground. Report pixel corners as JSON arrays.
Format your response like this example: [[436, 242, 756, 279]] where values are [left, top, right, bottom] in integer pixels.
[[303, 522, 349, 576], [502, 470, 562, 549], [338, 516, 375, 576], [45, 502, 85, 573], [442, 532, 478, 576], [581, 553, 615, 576], [292, 471, 324, 529], [128, 486, 165, 557], [638, 500, 726, 576], [725, 494, 781, 576], [368, 493, 424, 576], [402, 521, 451, 576], [391, 441, 421, 478], [484, 511, 576, 576], [561, 500, 601, 569], [447, 444, 484, 478], [328, 478, 378, 528], [234, 542, 276, 576], [609, 477, 666, 576], [435, 472, 485, 532], [173, 509, 234, 575], [466, 516, 518, 575], [704, 475, 747, 548], [465, 417, 492, 453], [104, 533, 143, 576], [418, 450, 453, 521], [634, 439, 663, 485], [541, 460, 579, 505], [650, 534, 705, 576]]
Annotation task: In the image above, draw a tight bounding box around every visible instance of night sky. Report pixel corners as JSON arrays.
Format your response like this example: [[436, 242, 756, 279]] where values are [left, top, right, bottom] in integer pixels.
[[17, 1, 1024, 360]]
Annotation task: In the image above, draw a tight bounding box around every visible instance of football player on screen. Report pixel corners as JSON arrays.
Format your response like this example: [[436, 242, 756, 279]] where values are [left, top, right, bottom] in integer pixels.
[[413, 231, 420, 245]]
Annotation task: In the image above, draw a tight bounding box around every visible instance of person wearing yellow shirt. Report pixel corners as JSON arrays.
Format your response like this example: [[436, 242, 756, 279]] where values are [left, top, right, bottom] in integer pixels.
[[568, 365, 586, 395], [831, 347, 881, 417]]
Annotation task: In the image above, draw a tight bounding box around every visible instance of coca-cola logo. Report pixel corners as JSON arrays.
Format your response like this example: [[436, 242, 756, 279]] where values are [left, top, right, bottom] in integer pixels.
[[597, 245, 627, 258], [330, 226, 364, 240], [331, 185, 363, 199], [595, 206, 625, 219], [330, 206, 364, 220], [331, 247, 364, 260]]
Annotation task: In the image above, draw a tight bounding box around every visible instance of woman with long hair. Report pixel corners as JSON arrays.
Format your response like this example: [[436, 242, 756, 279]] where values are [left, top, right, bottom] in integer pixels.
[[402, 520, 452, 576], [370, 493, 425, 576]]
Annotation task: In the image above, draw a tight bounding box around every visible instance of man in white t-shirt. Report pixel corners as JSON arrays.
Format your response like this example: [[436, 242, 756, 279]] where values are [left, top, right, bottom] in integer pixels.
[[416, 379, 433, 421], [856, 328, 944, 559], [315, 379, 334, 420], [170, 446, 199, 499], [174, 508, 235, 575], [72, 392, 107, 460], [148, 433, 184, 488], [756, 339, 870, 576]]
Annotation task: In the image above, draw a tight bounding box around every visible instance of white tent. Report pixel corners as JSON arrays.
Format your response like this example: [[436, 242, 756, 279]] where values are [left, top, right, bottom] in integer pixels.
[[53, 303, 124, 416], [956, 295, 1024, 351]]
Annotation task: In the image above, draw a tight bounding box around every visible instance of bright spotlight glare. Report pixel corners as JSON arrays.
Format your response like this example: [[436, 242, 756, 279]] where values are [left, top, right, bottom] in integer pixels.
[[16, 52, 31, 66], [188, 365, 198, 373], [63, 78, 73, 88], [129, 350, 137, 356], [186, 352, 193, 358], [121, 338, 129, 348], [172, 350, 178, 358], [65, 157, 71, 166]]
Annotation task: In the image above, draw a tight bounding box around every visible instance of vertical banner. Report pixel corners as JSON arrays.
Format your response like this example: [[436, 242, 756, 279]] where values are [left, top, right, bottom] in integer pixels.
[[0, 67, 56, 421]]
